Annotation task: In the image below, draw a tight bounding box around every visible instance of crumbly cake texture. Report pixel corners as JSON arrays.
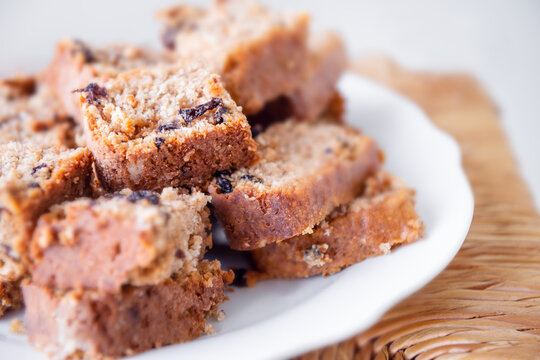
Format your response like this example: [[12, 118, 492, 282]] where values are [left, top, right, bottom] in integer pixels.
[[82, 64, 258, 192], [0, 143, 93, 298], [43, 38, 173, 123], [0, 279, 23, 317], [30, 188, 212, 293], [288, 32, 347, 121], [209, 120, 382, 250], [0, 76, 76, 149], [23, 260, 233, 360], [251, 171, 424, 278], [157, 0, 310, 114]]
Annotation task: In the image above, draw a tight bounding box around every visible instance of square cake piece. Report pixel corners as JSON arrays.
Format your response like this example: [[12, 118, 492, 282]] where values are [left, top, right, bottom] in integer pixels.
[[0, 143, 93, 315], [30, 188, 212, 293], [23, 260, 233, 359], [158, 0, 310, 114], [0, 76, 76, 149], [81, 64, 258, 192], [43, 39, 173, 123], [209, 120, 382, 250], [251, 171, 424, 278]]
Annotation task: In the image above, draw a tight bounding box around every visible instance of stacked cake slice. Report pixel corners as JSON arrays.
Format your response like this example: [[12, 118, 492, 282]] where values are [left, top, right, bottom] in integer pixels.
[[23, 188, 232, 359]]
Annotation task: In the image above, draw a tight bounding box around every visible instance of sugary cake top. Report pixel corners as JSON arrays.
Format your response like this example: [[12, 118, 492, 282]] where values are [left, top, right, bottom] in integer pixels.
[[217, 120, 376, 191], [158, 0, 309, 69], [82, 63, 245, 146], [59, 38, 174, 78]]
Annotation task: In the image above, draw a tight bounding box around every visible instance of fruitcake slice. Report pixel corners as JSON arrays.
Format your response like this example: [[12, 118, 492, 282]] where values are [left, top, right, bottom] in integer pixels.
[[30, 188, 212, 293], [0, 143, 92, 315], [157, 0, 310, 114], [251, 171, 424, 278], [43, 39, 173, 123], [0, 76, 75, 149], [23, 260, 233, 360], [81, 64, 258, 192], [209, 120, 382, 250]]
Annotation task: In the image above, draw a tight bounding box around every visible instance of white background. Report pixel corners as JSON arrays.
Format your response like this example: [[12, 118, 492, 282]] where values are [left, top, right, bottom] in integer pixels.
[[1, 0, 539, 210]]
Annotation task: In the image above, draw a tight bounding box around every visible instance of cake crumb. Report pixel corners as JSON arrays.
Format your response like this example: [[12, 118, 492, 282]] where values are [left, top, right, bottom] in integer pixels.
[[215, 310, 226, 322], [302, 243, 330, 267], [9, 318, 26, 335], [204, 323, 216, 334]]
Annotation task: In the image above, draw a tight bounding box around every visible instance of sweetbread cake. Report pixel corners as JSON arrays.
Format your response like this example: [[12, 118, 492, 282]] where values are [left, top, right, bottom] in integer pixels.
[[157, 0, 310, 114], [209, 120, 382, 250], [0, 76, 75, 149], [81, 64, 258, 191], [30, 188, 212, 293], [0, 143, 93, 315], [251, 171, 424, 277], [43, 39, 173, 123], [23, 260, 233, 359]]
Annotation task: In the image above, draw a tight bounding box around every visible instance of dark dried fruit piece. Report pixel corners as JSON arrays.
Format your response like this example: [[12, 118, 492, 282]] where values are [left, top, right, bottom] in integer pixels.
[[154, 137, 166, 150], [126, 190, 160, 205], [72, 83, 108, 105], [73, 40, 96, 63], [216, 176, 233, 194], [204, 227, 212, 235], [240, 174, 262, 183], [179, 98, 223, 124], [31, 163, 47, 175], [162, 27, 178, 51], [28, 182, 41, 189], [174, 249, 186, 259], [157, 120, 180, 132]]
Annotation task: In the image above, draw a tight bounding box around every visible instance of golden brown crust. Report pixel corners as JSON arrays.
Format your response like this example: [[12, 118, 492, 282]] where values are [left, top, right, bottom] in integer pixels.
[[0, 279, 23, 316], [23, 260, 233, 359], [209, 122, 382, 250], [88, 117, 258, 192], [251, 172, 424, 277]]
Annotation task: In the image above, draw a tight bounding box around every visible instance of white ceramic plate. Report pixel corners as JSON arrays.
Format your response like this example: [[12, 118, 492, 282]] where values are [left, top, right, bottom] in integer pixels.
[[0, 73, 474, 360]]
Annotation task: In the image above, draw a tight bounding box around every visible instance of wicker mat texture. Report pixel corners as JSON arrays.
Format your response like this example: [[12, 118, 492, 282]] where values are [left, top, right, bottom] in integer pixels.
[[296, 57, 540, 360]]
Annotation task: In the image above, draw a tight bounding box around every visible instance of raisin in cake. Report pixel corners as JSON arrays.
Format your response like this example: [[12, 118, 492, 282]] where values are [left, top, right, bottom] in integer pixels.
[[209, 120, 382, 250], [157, 0, 310, 114], [81, 64, 258, 191], [251, 171, 424, 277]]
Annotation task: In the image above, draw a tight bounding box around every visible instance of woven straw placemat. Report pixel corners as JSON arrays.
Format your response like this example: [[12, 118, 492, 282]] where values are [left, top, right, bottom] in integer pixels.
[[297, 57, 540, 360]]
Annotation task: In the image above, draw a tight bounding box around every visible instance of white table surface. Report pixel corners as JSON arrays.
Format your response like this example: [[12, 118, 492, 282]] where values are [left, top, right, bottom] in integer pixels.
[[1, 0, 539, 210]]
